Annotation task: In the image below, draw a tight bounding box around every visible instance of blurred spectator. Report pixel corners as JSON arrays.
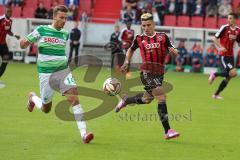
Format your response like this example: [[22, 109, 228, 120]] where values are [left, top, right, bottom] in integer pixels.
[[48, 0, 59, 19], [166, 0, 178, 15], [152, 7, 160, 25], [122, 5, 136, 23], [80, 11, 88, 22], [125, 0, 138, 9], [218, 0, 232, 4], [137, 0, 148, 9], [205, 44, 218, 67], [175, 40, 188, 71], [67, 4, 78, 21], [193, 0, 205, 16], [65, 0, 79, 7], [177, 0, 194, 16], [68, 21, 81, 65], [206, 2, 218, 17], [34, 2, 48, 19], [152, 0, 165, 25], [191, 43, 203, 72], [4, 0, 23, 6], [236, 49, 240, 68], [218, 0, 232, 18]]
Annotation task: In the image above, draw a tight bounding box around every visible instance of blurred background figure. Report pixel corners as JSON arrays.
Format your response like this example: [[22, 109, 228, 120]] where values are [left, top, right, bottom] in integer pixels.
[[191, 43, 203, 72], [34, 1, 48, 19], [68, 21, 81, 65], [175, 40, 188, 72], [205, 44, 218, 67], [218, 0, 232, 18]]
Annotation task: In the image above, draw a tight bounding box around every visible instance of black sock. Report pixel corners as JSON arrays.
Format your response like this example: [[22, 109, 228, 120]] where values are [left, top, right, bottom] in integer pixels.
[[0, 62, 8, 78], [215, 71, 228, 77], [125, 93, 145, 105], [158, 102, 171, 134], [215, 79, 228, 95]]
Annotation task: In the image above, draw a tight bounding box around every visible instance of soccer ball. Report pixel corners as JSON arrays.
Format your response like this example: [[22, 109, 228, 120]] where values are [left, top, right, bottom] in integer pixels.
[[103, 77, 121, 96]]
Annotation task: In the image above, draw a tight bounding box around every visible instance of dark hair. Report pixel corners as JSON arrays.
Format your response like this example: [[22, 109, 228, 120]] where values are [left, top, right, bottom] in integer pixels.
[[53, 5, 68, 16], [228, 12, 238, 19], [141, 13, 153, 21]]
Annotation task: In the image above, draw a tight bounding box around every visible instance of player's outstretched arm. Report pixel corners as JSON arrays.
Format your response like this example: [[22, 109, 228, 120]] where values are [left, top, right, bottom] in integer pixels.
[[20, 39, 31, 49], [120, 48, 134, 73]]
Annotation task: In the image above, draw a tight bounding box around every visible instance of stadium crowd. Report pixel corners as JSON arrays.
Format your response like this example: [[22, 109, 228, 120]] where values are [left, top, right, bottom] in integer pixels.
[[121, 0, 236, 25], [0, 0, 82, 20]]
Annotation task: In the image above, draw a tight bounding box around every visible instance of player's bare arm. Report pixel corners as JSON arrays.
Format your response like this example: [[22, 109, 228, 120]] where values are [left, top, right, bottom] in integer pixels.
[[120, 48, 134, 73], [8, 31, 20, 40], [213, 36, 227, 52], [20, 39, 31, 49]]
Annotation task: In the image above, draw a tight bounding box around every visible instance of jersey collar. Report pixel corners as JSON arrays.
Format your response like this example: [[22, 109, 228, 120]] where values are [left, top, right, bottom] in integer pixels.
[[143, 32, 156, 38]]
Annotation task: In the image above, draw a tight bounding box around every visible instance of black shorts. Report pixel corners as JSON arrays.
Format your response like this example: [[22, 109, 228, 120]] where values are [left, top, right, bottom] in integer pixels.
[[140, 72, 164, 93], [220, 56, 234, 73], [0, 44, 11, 60]]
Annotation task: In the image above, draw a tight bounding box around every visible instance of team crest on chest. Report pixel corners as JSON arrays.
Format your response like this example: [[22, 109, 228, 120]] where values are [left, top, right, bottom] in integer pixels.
[[157, 35, 163, 41]]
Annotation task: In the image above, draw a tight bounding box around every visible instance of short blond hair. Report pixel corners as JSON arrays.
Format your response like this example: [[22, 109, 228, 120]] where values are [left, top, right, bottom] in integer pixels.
[[141, 13, 153, 21]]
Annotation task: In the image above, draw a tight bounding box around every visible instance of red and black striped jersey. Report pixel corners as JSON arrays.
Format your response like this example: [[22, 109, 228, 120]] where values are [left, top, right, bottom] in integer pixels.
[[119, 28, 134, 49], [215, 24, 240, 57], [0, 15, 12, 44], [130, 32, 175, 75]]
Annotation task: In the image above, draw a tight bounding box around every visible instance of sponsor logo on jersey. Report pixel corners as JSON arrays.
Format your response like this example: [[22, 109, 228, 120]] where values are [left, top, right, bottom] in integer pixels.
[[157, 36, 162, 41], [44, 37, 65, 45], [229, 34, 237, 40], [145, 43, 160, 49]]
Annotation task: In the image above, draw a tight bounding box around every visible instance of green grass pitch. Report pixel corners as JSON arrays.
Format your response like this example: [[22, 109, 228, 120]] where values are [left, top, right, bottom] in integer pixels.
[[0, 62, 239, 160]]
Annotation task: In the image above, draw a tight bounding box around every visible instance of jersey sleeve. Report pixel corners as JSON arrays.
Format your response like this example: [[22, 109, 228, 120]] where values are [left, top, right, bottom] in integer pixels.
[[215, 25, 226, 38], [165, 34, 175, 48], [130, 35, 139, 51], [26, 26, 41, 43]]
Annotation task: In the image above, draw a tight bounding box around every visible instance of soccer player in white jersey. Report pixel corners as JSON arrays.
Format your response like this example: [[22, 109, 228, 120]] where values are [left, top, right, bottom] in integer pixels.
[[20, 5, 94, 144]]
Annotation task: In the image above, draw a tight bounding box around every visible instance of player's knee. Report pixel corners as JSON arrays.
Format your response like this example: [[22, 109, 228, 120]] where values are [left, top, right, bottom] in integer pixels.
[[67, 96, 79, 106], [152, 87, 165, 96], [229, 69, 237, 78], [157, 95, 166, 103]]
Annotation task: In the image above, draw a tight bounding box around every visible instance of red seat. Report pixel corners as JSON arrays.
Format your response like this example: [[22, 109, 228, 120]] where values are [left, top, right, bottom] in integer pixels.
[[23, 7, 35, 18], [191, 16, 203, 28], [177, 16, 190, 27], [236, 19, 240, 26], [163, 15, 176, 26], [12, 7, 22, 18], [0, 5, 4, 14], [218, 18, 227, 27], [204, 17, 217, 29]]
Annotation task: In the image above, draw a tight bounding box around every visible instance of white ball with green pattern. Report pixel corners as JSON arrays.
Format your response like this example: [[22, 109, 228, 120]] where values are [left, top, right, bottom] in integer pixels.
[[103, 77, 121, 96]]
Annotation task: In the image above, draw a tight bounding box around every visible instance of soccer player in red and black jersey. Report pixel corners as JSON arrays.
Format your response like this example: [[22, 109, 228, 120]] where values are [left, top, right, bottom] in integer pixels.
[[115, 13, 180, 140], [119, 21, 135, 76], [0, 5, 20, 79], [119, 20, 135, 52], [209, 13, 240, 99]]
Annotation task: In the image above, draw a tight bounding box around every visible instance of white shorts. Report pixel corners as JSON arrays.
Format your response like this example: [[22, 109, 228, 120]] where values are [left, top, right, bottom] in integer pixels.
[[39, 68, 77, 104]]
